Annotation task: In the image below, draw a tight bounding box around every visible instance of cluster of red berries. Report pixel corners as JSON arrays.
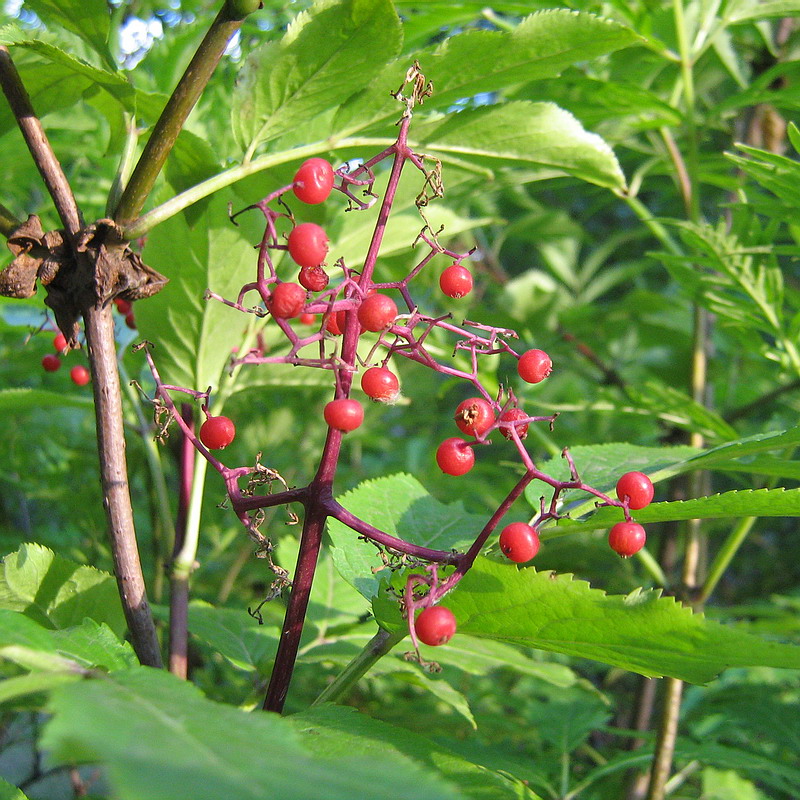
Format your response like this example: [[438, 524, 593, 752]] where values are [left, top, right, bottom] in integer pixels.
[[41, 331, 91, 386], [436, 348, 553, 478], [411, 470, 655, 648]]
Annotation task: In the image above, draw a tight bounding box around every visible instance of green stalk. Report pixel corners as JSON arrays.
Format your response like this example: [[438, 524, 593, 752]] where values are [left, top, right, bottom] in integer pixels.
[[113, 3, 246, 227], [311, 628, 404, 706], [0, 201, 21, 237]]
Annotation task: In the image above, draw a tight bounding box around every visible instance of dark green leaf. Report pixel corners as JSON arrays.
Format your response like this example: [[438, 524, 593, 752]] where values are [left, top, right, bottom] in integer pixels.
[[41, 667, 464, 800]]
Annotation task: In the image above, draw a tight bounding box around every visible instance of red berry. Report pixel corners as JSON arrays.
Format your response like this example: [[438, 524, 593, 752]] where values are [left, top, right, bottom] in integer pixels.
[[498, 522, 540, 563], [298, 265, 329, 292], [608, 522, 646, 558], [616, 471, 654, 510], [454, 397, 495, 437], [53, 332, 68, 352], [517, 349, 552, 383], [42, 353, 61, 372], [199, 415, 236, 450], [125, 312, 137, 329], [498, 407, 528, 440], [439, 264, 473, 298], [299, 312, 317, 325], [114, 298, 132, 315], [414, 606, 456, 647], [324, 398, 364, 432], [268, 282, 306, 319], [287, 222, 329, 268], [70, 365, 91, 386], [361, 366, 399, 402], [436, 437, 475, 476], [325, 312, 343, 335], [292, 158, 335, 205], [357, 293, 397, 332]]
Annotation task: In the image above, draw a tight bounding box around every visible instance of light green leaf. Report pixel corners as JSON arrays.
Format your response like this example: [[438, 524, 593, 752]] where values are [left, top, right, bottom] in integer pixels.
[[0, 387, 93, 412], [290, 704, 541, 800], [0, 543, 125, 637], [137, 194, 262, 393], [41, 667, 463, 800], [335, 9, 641, 136], [726, 0, 800, 23], [328, 473, 486, 600], [400, 557, 800, 684], [552, 488, 800, 535], [232, 0, 402, 154], [0, 671, 82, 705], [414, 102, 626, 190], [18, 0, 114, 68], [0, 776, 30, 800]]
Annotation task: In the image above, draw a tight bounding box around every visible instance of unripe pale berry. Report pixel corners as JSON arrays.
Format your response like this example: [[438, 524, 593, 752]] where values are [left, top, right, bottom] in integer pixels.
[[287, 222, 329, 268], [616, 471, 654, 510], [268, 282, 306, 319], [324, 398, 364, 432], [517, 349, 552, 383], [454, 397, 495, 437], [414, 606, 456, 646], [436, 437, 475, 476], [199, 416, 236, 450], [292, 158, 335, 204], [608, 522, 646, 557]]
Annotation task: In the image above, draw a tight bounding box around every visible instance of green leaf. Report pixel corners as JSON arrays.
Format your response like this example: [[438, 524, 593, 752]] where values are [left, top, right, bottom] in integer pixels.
[[183, 600, 280, 673], [336, 9, 641, 136], [328, 473, 486, 600], [414, 101, 626, 190], [41, 667, 464, 800], [231, 0, 402, 154], [0, 543, 125, 637], [18, 0, 114, 69], [726, 0, 800, 23], [137, 194, 262, 393], [0, 776, 30, 800], [289, 704, 541, 800], [553, 488, 800, 535], [0, 387, 93, 412], [0, 671, 82, 705], [376, 557, 800, 684]]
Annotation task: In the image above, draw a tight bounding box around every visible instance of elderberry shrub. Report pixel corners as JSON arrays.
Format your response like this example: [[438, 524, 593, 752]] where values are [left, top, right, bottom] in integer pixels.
[[147, 65, 650, 698]]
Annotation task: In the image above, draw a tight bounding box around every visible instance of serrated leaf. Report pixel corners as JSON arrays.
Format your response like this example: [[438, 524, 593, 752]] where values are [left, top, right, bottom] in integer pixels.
[[0, 387, 93, 412], [137, 194, 261, 393], [553, 488, 800, 535], [328, 473, 486, 600], [413, 101, 626, 190], [0, 543, 125, 637], [41, 667, 463, 800], [19, 0, 114, 69], [232, 0, 401, 153], [376, 557, 800, 684], [290, 704, 541, 800]]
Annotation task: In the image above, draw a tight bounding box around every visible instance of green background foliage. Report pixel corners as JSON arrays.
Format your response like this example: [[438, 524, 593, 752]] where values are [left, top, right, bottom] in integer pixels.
[[1, 0, 800, 798]]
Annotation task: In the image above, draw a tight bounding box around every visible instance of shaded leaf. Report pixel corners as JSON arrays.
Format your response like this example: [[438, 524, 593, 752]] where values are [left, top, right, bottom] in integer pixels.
[[41, 667, 463, 800]]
